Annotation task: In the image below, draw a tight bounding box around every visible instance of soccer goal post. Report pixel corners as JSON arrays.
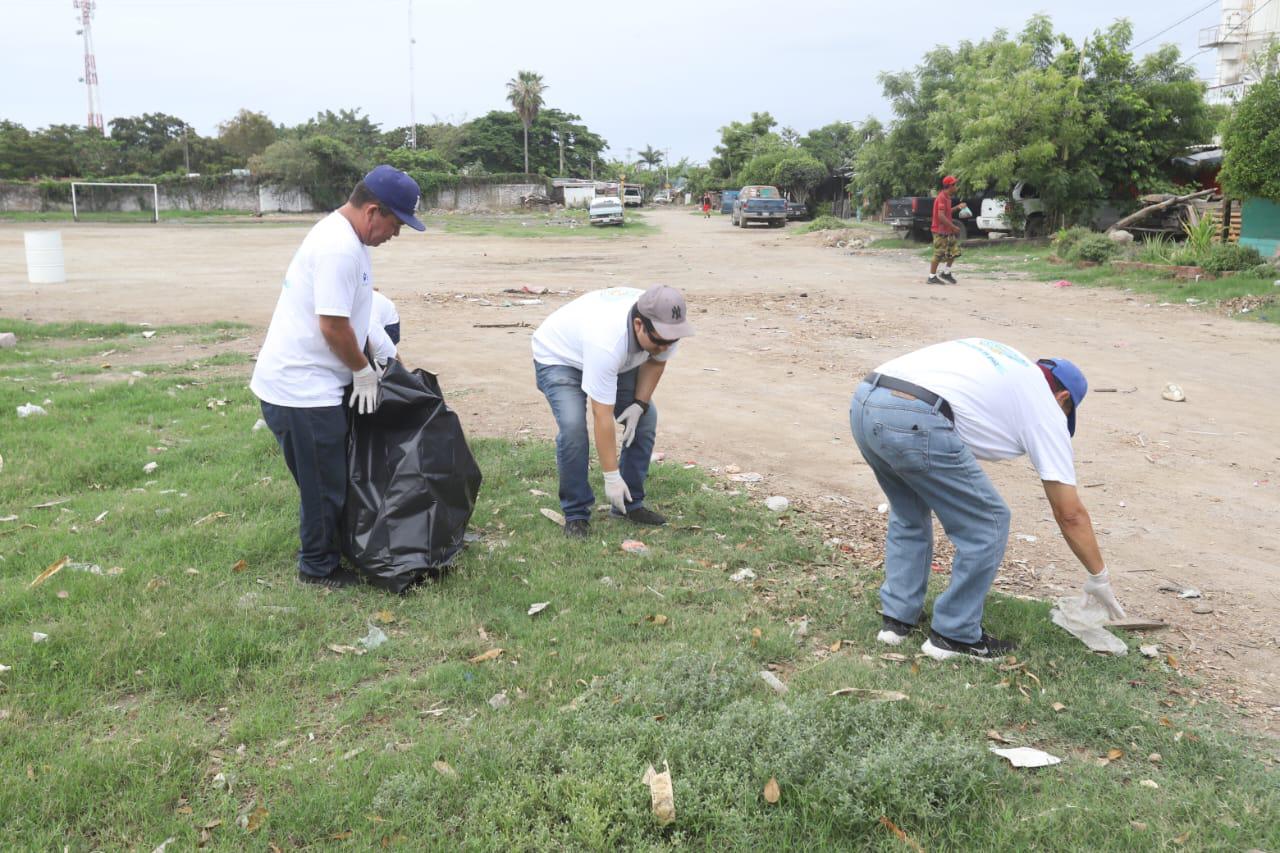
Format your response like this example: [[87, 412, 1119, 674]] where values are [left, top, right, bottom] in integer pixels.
[[70, 182, 160, 223]]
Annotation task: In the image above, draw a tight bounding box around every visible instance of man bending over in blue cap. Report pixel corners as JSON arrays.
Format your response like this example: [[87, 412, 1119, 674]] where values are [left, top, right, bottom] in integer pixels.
[[849, 338, 1127, 661], [251, 165, 425, 589]]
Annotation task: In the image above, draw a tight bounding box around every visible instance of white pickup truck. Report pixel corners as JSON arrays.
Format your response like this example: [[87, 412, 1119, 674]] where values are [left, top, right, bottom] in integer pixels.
[[588, 196, 624, 226], [976, 181, 1047, 237]]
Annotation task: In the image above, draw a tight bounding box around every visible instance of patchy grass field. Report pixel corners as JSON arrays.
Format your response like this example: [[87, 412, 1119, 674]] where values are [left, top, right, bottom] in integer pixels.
[[0, 321, 1276, 850], [423, 210, 657, 239], [0, 210, 271, 225], [943, 242, 1280, 323]]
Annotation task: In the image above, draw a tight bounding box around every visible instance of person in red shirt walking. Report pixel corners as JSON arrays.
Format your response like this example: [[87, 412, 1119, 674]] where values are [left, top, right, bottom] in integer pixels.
[[701, 195, 712, 218], [928, 176, 967, 285]]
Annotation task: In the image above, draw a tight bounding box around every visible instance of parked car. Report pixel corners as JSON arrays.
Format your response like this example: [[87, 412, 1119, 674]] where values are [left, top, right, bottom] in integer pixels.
[[622, 185, 644, 207], [652, 190, 672, 204], [588, 196, 624, 227], [732, 185, 788, 228], [720, 190, 740, 214], [785, 200, 811, 221], [976, 181, 1047, 237], [885, 191, 988, 241]]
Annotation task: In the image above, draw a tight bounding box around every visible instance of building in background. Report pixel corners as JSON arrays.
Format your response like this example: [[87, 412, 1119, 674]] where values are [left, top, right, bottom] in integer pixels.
[[1200, 0, 1280, 101]]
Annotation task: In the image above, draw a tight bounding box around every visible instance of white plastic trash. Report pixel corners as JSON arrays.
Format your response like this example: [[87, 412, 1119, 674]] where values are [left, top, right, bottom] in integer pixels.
[[24, 231, 66, 284]]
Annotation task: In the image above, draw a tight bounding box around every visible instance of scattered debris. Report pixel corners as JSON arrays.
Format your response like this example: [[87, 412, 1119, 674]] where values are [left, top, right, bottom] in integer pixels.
[[730, 472, 763, 483], [759, 670, 789, 695], [764, 496, 790, 512], [231, 559, 248, 573], [1161, 383, 1186, 403], [1052, 280, 1073, 288], [16, 404, 48, 418], [527, 601, 550, 617], [29, 556, 69, 588], [879, 816, 924, 852], [1139, 779, 1160, 789], [0, 332, 16, 348], [989, 746, 1062, 768], [539, 507, 565, 527], [729, 568, 757, 583], [193, 511, 229, 526], [142, 462, 158, 474], [1106, 617, 1168, 630], [650, 451, 665, 463], [326, 644, 365, 656], [1191, 603, 1214, 615], [621, 540, 649, 555], [468, 648, 503, 663], [31, 498, 69, 509], [488, 691, 510, 710], [642, 763, 676, 826], [252, 418, 268, 432], [32, 632, 48, 643], [1014, 534, 1038, 543], [599, 576, 615, 587], [150, 836, 176, 853], [357, 625, 388, 650], [830, 688, 909, 702], [432, 760, 458, 779], [876, 503, 889, 514], [763, 777, 781, 805], [142, 330, 157, 339], [1139, 644, 1160, 658], [1050, 597, 1127, 655], [1177, 588, 1202, 599]]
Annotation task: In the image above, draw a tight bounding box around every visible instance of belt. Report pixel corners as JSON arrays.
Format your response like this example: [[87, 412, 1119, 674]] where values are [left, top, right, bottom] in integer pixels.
[[865, 372, 954, 422]]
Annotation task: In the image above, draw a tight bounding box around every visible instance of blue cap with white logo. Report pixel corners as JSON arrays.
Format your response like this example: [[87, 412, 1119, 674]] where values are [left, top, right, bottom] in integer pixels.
[[1037, 357, 1087, 436], [363, 165, 425, 232]]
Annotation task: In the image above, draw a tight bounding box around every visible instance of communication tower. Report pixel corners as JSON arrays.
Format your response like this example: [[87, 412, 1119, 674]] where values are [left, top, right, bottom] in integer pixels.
[[73, 0, 104, 131]]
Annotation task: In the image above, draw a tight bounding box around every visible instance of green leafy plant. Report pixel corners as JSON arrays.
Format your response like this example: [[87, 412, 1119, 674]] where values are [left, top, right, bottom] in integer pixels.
[[1199, 242, 1263, 273], [795, 215, 849, 233], [1050, 226, 1094, 259], [1182, 211, 1217, 258]]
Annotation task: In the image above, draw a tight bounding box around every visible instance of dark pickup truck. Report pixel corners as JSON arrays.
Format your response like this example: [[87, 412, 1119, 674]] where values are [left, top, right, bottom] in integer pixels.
[[732, 185, 788, 228], [885, 193, 986, 241]]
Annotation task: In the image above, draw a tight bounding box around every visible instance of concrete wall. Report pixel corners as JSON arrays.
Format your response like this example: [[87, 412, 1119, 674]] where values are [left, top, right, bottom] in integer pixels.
[[429, 182, 546, 211], [562, 186, 595, 209], [1240, 198, 1280, 259]]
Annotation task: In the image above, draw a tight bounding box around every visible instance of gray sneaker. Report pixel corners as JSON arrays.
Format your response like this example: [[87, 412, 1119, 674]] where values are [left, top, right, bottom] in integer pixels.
[[939, 271, 958, 284], [927, 275, 945, 285]]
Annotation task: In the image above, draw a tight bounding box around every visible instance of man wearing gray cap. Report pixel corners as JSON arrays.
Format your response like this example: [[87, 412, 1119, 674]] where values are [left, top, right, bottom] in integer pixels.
[[251, 165, 425, 588], [532, 285, 695, 538]]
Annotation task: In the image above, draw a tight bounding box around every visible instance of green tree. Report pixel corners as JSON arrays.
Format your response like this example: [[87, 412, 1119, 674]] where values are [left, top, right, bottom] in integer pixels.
[[740, 150, 827, 202], [637, 145, 663, 171], [250, 135, 367, 210], [294, 109, 382, 150], [217, 109, 278, 162], [506, 70, 547, 174], [382, 147, 455, 174], [455, 108, 605, 175], [108, 112, 191, 174], [1220, 71, 1280, 202], [709, 112, 780, 182], [799, 121, 866, 173]]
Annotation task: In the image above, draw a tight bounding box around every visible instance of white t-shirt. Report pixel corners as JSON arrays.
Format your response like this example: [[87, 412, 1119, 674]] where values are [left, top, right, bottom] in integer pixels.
[[371, 290, 399, 328], [250, 212, 373, 408], [531, 287, 678, 405], [874, 338, 1076, 484]]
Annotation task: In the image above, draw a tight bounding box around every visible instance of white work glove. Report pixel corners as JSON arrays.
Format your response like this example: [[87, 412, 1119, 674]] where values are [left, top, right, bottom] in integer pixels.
[[1081, 568, 1126, 620], [349, 363, 381, 415], [602, 469, 632, 515], [614, 400, 649, 448]]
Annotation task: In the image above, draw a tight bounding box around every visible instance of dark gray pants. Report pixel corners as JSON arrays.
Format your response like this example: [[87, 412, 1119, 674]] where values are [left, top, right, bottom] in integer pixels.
[[260, 400, 347, 577]]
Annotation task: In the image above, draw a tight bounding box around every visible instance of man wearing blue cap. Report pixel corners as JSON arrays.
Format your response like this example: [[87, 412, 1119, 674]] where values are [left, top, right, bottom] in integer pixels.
[[849, 338, 1126, 660], [251, 165, 425, 588]]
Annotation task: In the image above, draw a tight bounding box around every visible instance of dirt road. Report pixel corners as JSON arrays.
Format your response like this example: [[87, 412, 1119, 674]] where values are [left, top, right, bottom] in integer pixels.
[[2, 209, 1277, 728]]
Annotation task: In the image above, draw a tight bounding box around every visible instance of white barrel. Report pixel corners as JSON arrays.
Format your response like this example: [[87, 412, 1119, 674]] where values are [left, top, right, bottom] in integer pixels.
[[24, 231, 66, 284]]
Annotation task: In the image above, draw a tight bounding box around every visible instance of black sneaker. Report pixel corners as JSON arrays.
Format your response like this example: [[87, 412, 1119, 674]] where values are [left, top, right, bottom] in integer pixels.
[[876, 614, 916, 646], [618, 507, 667, 526], [939, 271, 957, 284], [564, 519, 590, 539], [921, 628, 1015, 662], [297, 567, 361, 589], [927, 274, 944, 285]]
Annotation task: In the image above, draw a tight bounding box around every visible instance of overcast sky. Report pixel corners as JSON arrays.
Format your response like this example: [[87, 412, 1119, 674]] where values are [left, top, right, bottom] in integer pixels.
[[3, 0, 1223, 164]]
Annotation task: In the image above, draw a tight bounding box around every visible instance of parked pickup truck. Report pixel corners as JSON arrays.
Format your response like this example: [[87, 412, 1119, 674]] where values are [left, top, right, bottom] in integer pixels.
[[976, 181, 1047, 237], [622, 184, 644, 207], [720, 189, 739, 214], [885, 192, 986, 241], [588, 196, 624, 226], [732, 185, 787, 228]]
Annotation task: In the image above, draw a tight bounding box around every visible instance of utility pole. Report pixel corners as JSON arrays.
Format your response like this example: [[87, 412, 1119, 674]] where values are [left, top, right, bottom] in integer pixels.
[[558, 134, 565, 176], [407, 0, 417, 149], [182, 125, 191, 174], [73, 0, 103, 132], [665, 147, 670, 187]]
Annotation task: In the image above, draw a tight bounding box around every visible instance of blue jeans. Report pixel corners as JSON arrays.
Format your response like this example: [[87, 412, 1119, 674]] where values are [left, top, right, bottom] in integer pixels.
[[260, 400, 348, 577], [534, 361, 657, 521], [849, 382, 1011, 644]]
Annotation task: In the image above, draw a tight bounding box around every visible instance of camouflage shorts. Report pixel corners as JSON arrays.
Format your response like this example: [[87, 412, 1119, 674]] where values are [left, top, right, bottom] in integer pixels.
[[932, 234, 961, 264]]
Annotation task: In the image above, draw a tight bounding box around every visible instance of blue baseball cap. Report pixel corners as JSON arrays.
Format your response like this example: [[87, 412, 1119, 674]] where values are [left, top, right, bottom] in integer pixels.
[[1037, 357, 1087, 436], [363, 165, 425, 231]]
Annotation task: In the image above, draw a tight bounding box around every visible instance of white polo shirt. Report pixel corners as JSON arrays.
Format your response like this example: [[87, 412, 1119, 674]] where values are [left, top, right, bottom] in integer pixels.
[[371, 290, 400, 329], [531, 287, 679, 405], [250, 212, 373, 408], [874, 338, 1077, 484]]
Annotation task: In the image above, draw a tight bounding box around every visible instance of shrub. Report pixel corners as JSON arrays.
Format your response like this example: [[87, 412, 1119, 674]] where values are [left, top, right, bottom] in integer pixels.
[[1070, 233, 1120, 263], [1246, 261, 1278, 279], [796, 215, 848, 233], [1199, 242, 1263, 273], [1051, 226, 1093, 258]]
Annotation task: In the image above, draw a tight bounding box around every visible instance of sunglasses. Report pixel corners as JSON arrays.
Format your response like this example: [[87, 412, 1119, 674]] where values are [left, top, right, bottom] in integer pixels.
[[640, 319, 678, 347]]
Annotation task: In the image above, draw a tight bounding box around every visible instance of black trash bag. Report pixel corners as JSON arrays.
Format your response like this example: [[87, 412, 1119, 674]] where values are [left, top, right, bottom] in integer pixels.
[[342, 359, 483, 592]]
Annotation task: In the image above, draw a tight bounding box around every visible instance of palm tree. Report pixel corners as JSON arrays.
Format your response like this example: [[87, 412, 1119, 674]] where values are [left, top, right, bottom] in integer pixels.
[[638, 144, 663, 171], [506, 70, 547, 174]]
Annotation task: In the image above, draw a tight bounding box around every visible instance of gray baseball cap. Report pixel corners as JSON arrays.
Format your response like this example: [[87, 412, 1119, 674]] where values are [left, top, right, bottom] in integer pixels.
[[636, 284, 696, 339]]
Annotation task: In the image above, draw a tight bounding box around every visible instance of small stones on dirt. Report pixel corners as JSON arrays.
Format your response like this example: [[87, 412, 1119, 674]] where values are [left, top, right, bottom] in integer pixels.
[[1161, 383, 1187, 402], [488, 691, 510, 710], [764, 496, 790, 512]]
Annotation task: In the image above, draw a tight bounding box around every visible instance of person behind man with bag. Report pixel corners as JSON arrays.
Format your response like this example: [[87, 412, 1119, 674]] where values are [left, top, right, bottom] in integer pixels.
[[250, 165, 424, 588], [532, 285, 695, 539]]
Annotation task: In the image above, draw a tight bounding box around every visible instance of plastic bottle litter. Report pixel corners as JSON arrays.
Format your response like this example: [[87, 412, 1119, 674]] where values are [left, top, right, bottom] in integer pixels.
[[759, 670, 789, 695], [357, 624, 388, 650]]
